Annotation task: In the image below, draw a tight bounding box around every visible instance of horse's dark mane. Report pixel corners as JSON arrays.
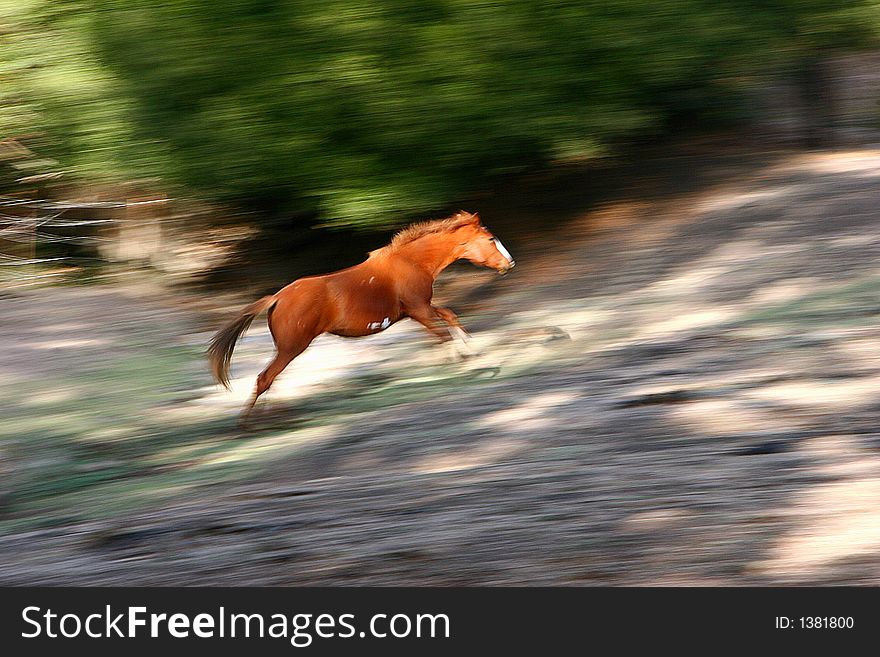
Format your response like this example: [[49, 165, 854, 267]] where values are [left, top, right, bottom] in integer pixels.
[[380, 211, 476, 253]]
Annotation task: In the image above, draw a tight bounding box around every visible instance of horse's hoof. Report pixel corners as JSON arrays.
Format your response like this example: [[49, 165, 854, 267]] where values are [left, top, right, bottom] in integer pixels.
[[544, 326, 571, 342]]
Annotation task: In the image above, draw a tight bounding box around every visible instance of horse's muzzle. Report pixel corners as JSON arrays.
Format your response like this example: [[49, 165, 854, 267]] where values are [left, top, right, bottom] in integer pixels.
[[498, 260, 515, 274]]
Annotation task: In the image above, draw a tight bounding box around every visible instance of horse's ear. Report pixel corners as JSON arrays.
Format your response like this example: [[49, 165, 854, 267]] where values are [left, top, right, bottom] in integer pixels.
[[470, 211, 481, 224]]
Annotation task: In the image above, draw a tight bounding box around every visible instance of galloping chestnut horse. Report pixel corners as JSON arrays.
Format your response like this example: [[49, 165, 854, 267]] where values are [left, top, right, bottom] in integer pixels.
[[208, 211, 515, 421]]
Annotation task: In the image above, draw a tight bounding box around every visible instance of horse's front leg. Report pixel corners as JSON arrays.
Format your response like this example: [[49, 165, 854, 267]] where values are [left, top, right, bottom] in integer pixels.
[[408, 305, 453, 342], [433, 305, 478, 358], [408, 305, 473, 361]]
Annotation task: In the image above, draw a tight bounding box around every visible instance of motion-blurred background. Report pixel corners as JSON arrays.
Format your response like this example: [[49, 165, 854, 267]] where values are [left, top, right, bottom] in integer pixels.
[[3, 1, 880, 585]]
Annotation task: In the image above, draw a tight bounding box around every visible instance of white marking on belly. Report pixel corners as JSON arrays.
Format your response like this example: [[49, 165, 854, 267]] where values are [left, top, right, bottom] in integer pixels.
[[494, 238, 513, 263], [367, 317, 391, 330]]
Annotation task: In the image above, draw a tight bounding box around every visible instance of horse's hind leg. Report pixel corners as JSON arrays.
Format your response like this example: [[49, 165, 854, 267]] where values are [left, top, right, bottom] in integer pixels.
[[240, 337, 312, 426], [240, 351, 295, 425]]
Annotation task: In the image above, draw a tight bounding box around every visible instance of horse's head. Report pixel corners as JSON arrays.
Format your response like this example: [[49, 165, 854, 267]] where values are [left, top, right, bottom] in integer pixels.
[[456, 212, 516, 274]]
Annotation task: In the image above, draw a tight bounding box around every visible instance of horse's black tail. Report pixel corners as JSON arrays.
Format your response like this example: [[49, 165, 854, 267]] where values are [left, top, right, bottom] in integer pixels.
[[207, 295, 277, 389]]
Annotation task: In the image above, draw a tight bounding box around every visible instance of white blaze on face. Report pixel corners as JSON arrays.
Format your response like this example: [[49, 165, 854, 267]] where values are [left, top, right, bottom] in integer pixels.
[[493, 238, 513, 264]]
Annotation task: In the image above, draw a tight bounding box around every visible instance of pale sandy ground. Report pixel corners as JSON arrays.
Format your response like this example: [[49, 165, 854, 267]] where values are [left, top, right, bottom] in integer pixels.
[[1, 149, 880, 585]]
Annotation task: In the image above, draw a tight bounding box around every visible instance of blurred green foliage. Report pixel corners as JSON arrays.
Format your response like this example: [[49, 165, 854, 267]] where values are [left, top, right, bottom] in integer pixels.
[[2, 0, 880, 228]]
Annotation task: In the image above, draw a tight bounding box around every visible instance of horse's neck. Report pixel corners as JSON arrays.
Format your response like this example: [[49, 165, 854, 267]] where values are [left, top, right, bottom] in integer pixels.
[[394, 234, 461, 279]]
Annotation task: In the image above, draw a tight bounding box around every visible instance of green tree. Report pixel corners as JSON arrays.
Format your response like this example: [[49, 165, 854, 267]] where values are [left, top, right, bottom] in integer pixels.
[[4, 0, 880, 228]]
